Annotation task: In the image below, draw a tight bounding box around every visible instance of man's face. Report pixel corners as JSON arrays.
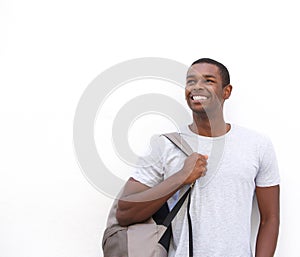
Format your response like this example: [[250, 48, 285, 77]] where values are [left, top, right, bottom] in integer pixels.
[[185, 63, 231, 114]]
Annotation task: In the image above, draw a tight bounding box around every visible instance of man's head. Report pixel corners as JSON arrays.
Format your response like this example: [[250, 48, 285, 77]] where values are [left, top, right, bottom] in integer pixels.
[[185, 58, 232, 115], [190, 58, 230, 88]]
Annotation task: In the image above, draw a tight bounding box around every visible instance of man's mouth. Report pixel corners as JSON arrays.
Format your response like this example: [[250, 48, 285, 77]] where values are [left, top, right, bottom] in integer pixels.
[[191, 95, 208, 100]]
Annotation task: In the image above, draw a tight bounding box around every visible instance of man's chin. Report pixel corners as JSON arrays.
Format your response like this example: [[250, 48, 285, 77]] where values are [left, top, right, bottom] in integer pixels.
[[191, 107, 209, 115], [186, 101, 210, 114]]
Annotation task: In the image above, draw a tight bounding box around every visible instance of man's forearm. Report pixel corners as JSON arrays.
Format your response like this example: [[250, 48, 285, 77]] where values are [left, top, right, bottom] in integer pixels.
[[116, 171, 186, 226], [255, 217, 279, 257], [116, 153, 207, 226]]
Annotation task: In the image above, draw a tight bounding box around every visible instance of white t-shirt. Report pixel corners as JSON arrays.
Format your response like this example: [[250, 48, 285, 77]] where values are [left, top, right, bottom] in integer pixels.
[[132, 124, 280, 257]]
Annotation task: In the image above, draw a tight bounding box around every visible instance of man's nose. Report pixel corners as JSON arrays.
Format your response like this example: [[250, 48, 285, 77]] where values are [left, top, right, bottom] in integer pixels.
[[194, 79, 206, 89]]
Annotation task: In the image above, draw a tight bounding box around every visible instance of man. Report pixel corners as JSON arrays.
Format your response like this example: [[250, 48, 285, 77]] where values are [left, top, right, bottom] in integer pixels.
[[116, 58, 280, 257]]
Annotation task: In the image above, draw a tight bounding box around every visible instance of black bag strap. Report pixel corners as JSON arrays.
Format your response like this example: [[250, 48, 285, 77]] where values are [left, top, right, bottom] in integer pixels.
[[162, 183, 193, 227], [187, 192, 193, 257], [161, 133, 194, 257]]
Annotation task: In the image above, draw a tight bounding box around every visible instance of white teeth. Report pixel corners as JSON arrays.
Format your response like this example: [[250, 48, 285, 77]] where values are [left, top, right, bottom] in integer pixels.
[[192, 95, 208, 100]]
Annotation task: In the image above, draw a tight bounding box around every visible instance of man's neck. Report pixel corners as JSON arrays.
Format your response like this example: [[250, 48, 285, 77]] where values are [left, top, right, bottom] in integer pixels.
[[189, 113, 230, 137]]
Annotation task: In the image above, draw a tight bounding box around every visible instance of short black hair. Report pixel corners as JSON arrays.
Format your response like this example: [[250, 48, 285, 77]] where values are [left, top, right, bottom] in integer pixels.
[[191, 58, 230, 87]]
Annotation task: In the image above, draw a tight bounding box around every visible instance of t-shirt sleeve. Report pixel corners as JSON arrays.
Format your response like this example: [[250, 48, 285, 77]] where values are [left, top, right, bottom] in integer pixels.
[[131, 134, 166, 187], [255, 136, 280, 187]]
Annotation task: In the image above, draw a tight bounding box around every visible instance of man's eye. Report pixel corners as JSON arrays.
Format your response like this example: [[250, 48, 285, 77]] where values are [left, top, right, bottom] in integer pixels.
[[187, 80, 196, 85], [206, 79, 214, 83]]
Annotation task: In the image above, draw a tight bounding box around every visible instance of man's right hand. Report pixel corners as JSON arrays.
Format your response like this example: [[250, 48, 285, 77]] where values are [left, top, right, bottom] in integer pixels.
[[180, 153, 208, 185]]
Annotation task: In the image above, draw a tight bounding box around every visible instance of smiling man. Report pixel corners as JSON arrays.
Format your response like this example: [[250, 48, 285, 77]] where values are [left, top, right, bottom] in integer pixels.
[[116, 58, 280, 257]]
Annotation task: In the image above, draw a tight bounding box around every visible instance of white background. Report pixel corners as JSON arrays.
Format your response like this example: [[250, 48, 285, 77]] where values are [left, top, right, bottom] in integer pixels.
[[1, 0, 299, 256]]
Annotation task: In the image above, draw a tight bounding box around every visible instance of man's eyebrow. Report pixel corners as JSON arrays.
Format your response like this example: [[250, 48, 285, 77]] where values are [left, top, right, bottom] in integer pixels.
[[202, 74, 217, 79], [186, 74, 217, 79], [186, 75, 196, 79]]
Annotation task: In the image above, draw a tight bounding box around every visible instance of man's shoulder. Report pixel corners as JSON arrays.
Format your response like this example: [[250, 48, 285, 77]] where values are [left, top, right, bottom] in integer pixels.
[[231, 124, 271, 142]]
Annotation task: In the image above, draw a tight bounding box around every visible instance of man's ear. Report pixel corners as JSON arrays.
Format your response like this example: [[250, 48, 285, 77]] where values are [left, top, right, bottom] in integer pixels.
[[223, 84, 232, 100]]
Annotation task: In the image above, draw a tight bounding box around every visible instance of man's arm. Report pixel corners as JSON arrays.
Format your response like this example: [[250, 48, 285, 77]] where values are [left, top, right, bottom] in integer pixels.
[[255, 185, 280, 257], [116, 153, 208, 226]]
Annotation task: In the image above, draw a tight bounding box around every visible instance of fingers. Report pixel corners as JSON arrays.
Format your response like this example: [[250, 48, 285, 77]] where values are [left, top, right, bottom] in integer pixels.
[[191, 152, 208, 161], [181, 153, 209, 184], [199, 163, 207, 177], [193, 153, 208, 170], [197, 159, 207, 177]]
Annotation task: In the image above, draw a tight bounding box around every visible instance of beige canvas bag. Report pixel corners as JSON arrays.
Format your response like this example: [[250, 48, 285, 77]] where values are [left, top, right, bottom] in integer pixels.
[[102, 132, 194, 257]]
